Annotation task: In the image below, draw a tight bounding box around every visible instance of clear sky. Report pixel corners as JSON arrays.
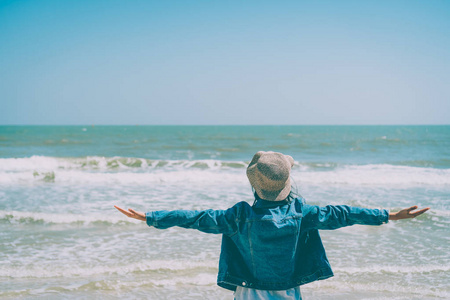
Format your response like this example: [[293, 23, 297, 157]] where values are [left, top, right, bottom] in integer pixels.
[[0, 0, 449, 125]]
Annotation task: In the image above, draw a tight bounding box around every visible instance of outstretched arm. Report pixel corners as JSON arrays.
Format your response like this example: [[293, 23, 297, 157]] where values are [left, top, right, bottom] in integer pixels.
[[114, 203, 243, 236], [301, 203, 430, 232], [388, 206, 429, 220]]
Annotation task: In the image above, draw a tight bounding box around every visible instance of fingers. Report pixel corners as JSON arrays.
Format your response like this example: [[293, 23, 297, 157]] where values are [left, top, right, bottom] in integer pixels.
[[403, 206, 430, 218], [129, 208, 144, 218], [114, 205, 133, 217], [393, 206, 430, 220], [128, 208, 146, 221], [410, 207, 430, 217], [115, 205, 146, 221], [406, 206, 418, 213]]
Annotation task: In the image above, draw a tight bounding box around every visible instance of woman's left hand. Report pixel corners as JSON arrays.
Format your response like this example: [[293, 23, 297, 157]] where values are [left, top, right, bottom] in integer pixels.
[[114, 205, 146, 221], [388, 206, 430, 220]]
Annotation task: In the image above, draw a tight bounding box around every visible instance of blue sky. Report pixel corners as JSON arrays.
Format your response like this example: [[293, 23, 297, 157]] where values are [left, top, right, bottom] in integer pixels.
[[0, 0, 449, 125]]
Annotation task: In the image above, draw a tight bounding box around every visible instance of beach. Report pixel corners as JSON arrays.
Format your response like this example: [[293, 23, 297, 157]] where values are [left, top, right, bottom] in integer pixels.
[[1, 125, 449, 299]]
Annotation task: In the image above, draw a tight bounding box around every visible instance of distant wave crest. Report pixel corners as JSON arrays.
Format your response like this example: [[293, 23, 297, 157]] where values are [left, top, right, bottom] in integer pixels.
[[0, 156, 449, 186], [0, 156, 248, 171], [0, 210, 139, 226], [0, 259, 217, 278]]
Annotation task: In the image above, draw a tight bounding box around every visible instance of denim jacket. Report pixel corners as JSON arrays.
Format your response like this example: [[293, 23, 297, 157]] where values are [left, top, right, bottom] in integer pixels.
[[145, 197, 389, 291]]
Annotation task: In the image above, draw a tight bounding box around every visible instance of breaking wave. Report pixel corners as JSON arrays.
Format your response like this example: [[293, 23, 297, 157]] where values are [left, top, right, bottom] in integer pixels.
[[0, 156, 449, 186], [0, 210, 140, 226], [0, 259, 217, 278]]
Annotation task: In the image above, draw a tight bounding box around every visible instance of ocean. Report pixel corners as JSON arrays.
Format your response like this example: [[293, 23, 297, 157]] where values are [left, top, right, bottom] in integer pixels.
[[1, 125, 449, 299]]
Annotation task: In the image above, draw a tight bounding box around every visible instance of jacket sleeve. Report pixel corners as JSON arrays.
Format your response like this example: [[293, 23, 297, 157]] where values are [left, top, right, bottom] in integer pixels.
[[145, 202, 243, 236], [301, 204, 389, 232]]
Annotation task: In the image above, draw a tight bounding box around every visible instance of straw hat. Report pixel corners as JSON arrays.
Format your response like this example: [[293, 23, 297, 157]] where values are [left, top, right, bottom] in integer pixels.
[[246, 151, 295, 201]]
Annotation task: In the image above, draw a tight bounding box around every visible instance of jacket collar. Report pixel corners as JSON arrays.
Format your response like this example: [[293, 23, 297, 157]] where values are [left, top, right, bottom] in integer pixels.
[[253, 198, 290, 208]]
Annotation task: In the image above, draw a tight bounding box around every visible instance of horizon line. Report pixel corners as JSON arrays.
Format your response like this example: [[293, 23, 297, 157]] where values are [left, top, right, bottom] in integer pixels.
[[1, 124, 449, 127]]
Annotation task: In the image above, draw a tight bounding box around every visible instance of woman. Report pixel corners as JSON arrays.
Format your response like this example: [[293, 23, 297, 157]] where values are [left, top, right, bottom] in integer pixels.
[[115, 151, 429, 299]]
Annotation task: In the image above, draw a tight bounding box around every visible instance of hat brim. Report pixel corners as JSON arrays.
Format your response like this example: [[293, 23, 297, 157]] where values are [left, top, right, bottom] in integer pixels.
[[255, 177, 291, 201]]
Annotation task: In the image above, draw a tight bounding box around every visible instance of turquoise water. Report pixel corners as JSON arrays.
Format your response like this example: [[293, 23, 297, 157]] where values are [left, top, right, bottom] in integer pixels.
[[1, 125, 449, 299], [2, 125, 450, 167]]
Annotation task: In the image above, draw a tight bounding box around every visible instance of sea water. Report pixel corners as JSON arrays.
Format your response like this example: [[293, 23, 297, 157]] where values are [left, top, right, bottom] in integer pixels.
[[0, 125, 449, 299]]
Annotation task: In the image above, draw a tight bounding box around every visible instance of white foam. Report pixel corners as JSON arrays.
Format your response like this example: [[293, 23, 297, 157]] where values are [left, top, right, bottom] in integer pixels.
[[5, 261, 446, 279], [337, 264, 450, 274], [0, 156, 68, 172], [0, 156, 449, 186], [0, 259, 217, 278], [293, 164, 450, 186], [304, 280, 449, 299], [0, 156, 248, 172], [0, 210, 139, 225]]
